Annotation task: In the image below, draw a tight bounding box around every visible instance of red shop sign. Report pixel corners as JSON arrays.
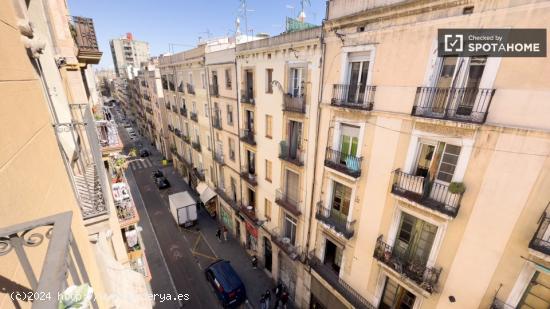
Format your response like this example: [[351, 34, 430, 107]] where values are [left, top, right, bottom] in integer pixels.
[[245, 221, 258, 238]]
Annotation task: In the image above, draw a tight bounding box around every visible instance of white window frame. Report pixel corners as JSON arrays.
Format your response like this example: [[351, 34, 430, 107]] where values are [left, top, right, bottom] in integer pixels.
[[339, 45, 376, 86], [324, 176, 356, 223], [373, 273, 423, 309]]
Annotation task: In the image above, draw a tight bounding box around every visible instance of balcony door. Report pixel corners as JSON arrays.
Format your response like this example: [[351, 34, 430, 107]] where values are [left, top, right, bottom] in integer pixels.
[[338, 124, 359, 166], [287, 121, 302, 159], [380, 277, 416, 309], [330, 182, 351, 221], [518, 271, 550, 309], [283, 214, 297, 246], [413, 141, 461, 184], [247, 150, 255, 174], [285, 169, 300, 203], [323, 238, 343, 275], [289, 67, 304, 97], [212, 71, 218, 87], [347, 60, 369, 104], [245, 70, 253, 97], [393, 213, 437, 267], [246, 110, 254, 132]]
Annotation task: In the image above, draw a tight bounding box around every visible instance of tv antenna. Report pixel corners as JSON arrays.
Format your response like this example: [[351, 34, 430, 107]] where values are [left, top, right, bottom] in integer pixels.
[[238, 0, 255, 40]]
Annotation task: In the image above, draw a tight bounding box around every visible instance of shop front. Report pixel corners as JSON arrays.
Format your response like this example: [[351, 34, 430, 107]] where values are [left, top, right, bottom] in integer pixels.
[[197, 182, 217, 218], [220, 205, 233, 231], [245, 220, 258, 252]]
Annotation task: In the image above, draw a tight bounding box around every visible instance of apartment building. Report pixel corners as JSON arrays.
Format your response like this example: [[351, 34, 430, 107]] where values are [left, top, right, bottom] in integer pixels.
[[307, 1, 550, 309], [234, 27, 322, 307], [110, 33, 150, 77], [1, 0, 150, 308]]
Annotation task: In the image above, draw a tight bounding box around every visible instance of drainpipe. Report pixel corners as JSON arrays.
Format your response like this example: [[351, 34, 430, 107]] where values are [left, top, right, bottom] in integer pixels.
[[235, 48, 245, 234], [305, 1, 329, 261]]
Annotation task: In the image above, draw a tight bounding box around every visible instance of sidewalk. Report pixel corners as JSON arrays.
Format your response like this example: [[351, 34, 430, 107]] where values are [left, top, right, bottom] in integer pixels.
[[147, 148, 277, 309]]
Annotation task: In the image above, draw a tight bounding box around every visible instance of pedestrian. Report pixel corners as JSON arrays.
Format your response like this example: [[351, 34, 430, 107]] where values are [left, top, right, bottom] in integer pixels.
[[215, 228, 221, 242], [264, 289, 271, 309], [259, 293, 267, 309], [251, 255, 258, 269], [223, 226, 228, 242], [273, 282, 283, 308], [281, 288, 289, 309]]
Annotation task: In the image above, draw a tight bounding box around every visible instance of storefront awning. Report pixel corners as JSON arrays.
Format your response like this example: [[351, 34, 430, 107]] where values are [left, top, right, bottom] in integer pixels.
[[196, 182, 216, 203]]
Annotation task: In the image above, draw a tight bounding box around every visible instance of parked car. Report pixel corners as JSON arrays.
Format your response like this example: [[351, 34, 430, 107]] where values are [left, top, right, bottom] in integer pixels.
[[151, 169, 164, 179], [205, 260, 247, 308], [140, 149, 150, 157], [154, 176, 170, 189]]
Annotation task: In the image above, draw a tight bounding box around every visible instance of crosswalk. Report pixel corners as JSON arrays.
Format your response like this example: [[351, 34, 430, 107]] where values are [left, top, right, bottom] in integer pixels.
[[129, 158, 153, 171]]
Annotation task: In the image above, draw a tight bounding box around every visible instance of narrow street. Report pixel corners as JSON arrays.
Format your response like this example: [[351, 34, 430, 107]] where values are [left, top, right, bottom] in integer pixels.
[[116, 112, 274, 309]]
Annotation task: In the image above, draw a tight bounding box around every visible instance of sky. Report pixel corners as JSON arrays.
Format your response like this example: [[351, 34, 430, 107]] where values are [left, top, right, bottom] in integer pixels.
[[68, 0, 326, 69]]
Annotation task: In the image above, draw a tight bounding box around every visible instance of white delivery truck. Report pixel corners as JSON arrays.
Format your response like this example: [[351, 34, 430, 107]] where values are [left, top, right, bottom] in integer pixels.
[[169, 191, 197, 227]]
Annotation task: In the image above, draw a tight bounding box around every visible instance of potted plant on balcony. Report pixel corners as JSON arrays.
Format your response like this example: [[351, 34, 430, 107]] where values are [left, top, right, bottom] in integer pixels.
[[448, 182, 466, 194]]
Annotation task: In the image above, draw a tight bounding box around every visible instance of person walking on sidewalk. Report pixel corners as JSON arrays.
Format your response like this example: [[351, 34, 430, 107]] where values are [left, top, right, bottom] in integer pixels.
[[215, 228, 221, 242], [264, 289, 271, 309], [251, 255, 258, 269], [281, 288, 289, 309], [259, 293, 267, 309], [223, 226, 228, 242], [273, 282, 283, 308]]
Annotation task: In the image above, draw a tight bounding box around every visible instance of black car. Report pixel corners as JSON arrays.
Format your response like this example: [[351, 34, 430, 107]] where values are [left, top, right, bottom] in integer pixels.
[[140, 149, 150, 157], [155, 176, 170, 189], [152, 169, 164, 179]]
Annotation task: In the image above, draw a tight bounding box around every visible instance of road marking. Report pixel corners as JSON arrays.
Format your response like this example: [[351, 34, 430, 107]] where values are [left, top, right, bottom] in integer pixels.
[[192, 234, 202, 251], [199, 231, 219, 259], [191, 250, 218, 261], [126, 169, 183, 308]]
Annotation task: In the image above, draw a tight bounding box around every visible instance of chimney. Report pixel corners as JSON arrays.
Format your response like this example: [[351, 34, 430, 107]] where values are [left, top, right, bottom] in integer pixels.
[[126, 32, 133, 41]]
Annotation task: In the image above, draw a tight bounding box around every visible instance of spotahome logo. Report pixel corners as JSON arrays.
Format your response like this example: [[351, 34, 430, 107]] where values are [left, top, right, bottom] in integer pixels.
[[438, 29, 547, 57]]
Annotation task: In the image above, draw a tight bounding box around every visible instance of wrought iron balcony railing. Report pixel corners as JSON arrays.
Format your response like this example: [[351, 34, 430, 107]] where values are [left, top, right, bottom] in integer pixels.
[[374, 235, 441, 294], [412, 87, 495, 124], [174, 128, 182, 138], [324, 148, 362, 178], [171, 105, 177, 111], [177, 82, 185, 93], [190, 112, 198, 122], [529, 203, 550, 256], [308, 254, 376, 309], [215, 187, 239, 211], [193, 168, 205, 181], [165, 103, 171, 111], [391, 169, 463, 218], [69, 16, 102, 64], [240, 167, 258, 186], [490, 297, 516, 309], [167, 124, 174, 132], [239, 202, 258, 223], [275, 189, 302, 216], [315, 201, 355, 239], [279, 141, 304, 167], [182, 135, 190, 144], [192, 140, 201, 152], [240, 90, 254, 104], [0, 212, 99, 309], [210, 84, 219, 97], [214, 149, 224, 165], [180, 107, 187, 117], [270, 227, 301, 260], [213, 116, 222, 130], [331, 84, 376, 110], [283, 93, 306, 114], [187, 83, 195, 95], [240, 129, 256, 146]]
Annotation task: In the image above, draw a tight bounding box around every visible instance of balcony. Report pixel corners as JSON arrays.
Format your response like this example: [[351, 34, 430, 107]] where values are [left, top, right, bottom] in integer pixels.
[[412, 87, 495, 124], [275, 189, 302, 216], [190, 112, 198, 122], [174, 128, 182, 138], [215, 187, 239, 211], [192, 140, 201, 152], [182, 135, 190, 144], [316, 201, 355, 239], [193, 168, 206, 181], [529, 203, 550, 257], [180, 107, 188, 117], [167, 124, 174, 132], [145, 107, 153, 114], [171, 104, 177, 111], [187, 83, 195, 95], [331, 84, 376, 111], [210, 84, 219, 97], [96, 120, 123, 153], [113, 181, 139, 228], [213, 116, 222, 130], [374, 235, 441, 294], [70, 16, 102, 64], [240, 129, 256, 146], [283, 93, 306, 114], [0, 212, 98, 308], [308, 254, 376, 309], [165, 103, 171, 111], [239, 203, 258, 223], [391, 169, 463, 218], [324, 148, 363, 178], [240, 168, 258, 186], [279, 141, 304, 167], [270, 227, 301, 260], [490, 298, 515, 309], [177, 82, 185, 93], [240, 90, 254, 105]]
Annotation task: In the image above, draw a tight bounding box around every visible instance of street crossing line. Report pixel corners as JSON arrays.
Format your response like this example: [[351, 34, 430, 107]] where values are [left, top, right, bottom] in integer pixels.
[[129, 158, 153, 171]]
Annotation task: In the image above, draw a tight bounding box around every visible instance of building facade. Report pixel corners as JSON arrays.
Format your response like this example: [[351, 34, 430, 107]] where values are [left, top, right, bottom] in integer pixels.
[[110, 33, 150, 78], [307, 1, 550, 309]]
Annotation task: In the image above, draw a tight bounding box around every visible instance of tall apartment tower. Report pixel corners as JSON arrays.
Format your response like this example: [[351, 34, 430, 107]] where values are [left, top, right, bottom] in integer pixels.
[[110, 33, 150, 77]]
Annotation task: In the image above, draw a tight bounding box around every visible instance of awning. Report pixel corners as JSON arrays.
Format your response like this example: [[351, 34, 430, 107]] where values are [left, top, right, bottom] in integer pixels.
[[197, 182, 216, 203]]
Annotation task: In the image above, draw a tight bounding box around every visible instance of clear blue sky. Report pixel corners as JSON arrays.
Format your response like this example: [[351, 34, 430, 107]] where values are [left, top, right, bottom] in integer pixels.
[[68, 0, 326, 69]]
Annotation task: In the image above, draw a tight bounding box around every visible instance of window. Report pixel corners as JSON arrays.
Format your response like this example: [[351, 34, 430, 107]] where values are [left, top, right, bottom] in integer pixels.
[[230, 177, 237, 201], [283, 214, 297, 245], [192, 101, 196, 113], [229, 138, 235, 161], [201, 72, 206, 89], [331, 182, 351, 218], [288, 68, 304, 97], [207, 135, 211, 151], [265, 199, 272, 221], [266, 69, 273, 93], [265, 115, 272, 138], [210, 166, 215, 183], [227, 105, 233, 125], [225, 68, 232, 89], [204, 103, 209, 118], [188, 72, 193, 85], [393, 213, 437, 267], [339, 124, 359, 158], [181, 98, 186, 109], [413, 141, 461, 183], [265, 160, 272, 182], [380, 277, 416, 309]]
